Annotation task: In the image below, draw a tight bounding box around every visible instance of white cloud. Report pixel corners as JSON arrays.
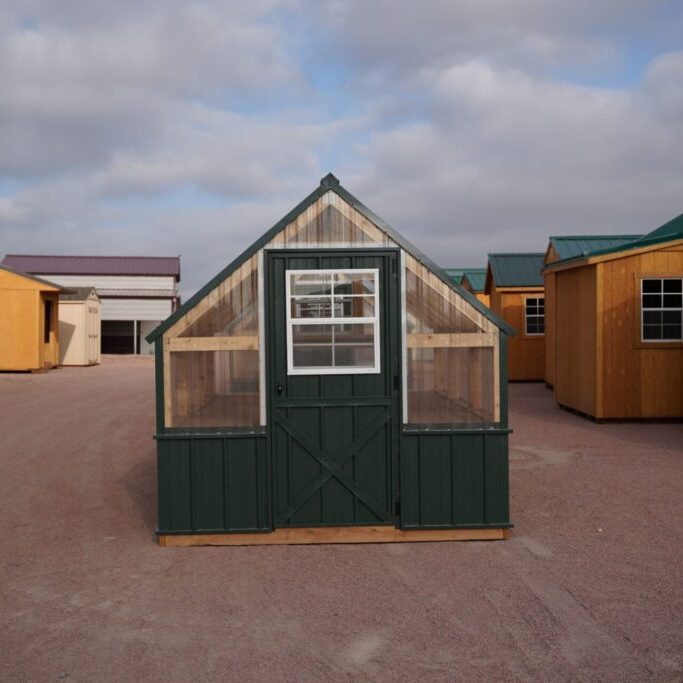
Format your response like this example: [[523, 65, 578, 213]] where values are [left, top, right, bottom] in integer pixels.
[[0, 2, 682, 298]]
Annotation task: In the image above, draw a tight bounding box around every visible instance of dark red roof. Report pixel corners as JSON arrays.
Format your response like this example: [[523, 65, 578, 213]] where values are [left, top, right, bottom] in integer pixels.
[[1, 254, 180, 280]]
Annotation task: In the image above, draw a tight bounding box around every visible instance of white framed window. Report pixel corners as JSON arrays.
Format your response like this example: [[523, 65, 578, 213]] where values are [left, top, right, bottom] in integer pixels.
[[524, 296, 545, 336], [286, 268, 380, 374], [641, 278, 683, 342]]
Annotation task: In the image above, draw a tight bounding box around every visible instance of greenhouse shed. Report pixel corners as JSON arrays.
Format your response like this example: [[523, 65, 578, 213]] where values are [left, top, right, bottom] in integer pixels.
[[147, 175, 514, 546]]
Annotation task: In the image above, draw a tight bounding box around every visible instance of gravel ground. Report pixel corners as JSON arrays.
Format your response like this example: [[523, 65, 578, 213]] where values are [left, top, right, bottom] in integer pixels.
[[1, 357, 681, 682]]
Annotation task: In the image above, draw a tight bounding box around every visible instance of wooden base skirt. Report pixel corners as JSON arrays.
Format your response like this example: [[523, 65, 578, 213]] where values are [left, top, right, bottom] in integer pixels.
[[158, 526, 509, 547]]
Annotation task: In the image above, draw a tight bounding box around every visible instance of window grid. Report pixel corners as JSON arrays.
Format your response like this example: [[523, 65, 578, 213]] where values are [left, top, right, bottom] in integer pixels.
[[286, 268, 381, 375], [641, 278, 683, 342], [524, 297, 545, 336]]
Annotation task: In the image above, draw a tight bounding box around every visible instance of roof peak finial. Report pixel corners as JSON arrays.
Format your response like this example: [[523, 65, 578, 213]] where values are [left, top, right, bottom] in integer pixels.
[[320, 172, 339, 188]]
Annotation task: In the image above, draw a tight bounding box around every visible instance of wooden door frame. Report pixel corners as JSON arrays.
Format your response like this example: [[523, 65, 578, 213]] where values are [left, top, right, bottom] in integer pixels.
[[264, 248, 403, 529]]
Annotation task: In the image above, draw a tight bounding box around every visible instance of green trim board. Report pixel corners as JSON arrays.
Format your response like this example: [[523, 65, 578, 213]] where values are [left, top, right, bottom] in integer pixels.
[[147, 174, 514, 342]]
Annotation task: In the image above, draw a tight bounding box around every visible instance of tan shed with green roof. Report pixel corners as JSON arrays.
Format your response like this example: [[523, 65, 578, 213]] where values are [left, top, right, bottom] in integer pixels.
[[544, 214, 683, 419], [485, 253, 545, 381]]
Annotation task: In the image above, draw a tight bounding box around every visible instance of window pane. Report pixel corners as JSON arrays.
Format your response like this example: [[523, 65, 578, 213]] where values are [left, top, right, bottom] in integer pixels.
[[642, 279, 661, 293], [334, 322, 374, 345], [643, 325, 661, 340], [663, 324, 682, 340], [291, 298, 333, 318], [333, 296, 375, 318], [291, 273, 332, 296], [663, 279, 682, 293], [334, 272, 375, 295], [335, 345, 375, 367], [643, 310, 661, 325], [293, 345, 333, 367], [663, 294, 682, 309], [663, 310, 682, 324], [292, 324, 333, 345], [642, 294, 661, 308]]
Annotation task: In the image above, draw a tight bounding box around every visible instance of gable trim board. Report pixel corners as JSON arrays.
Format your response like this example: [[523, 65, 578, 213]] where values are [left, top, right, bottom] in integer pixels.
[[147, 174, 513, 343]]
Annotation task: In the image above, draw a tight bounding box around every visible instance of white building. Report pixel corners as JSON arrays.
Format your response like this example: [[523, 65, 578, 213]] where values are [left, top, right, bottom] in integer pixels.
[[1, 255, 180, 354]]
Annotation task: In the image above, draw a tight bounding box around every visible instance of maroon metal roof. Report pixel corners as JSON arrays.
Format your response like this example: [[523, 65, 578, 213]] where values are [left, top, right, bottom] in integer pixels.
[[1, 254, 180, 280]]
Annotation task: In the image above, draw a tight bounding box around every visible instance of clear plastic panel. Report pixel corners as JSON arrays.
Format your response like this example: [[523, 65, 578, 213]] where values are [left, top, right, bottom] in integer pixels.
[[178, 255, 259, 338], [266, 192, 397, 248], [169, 350, 259, 428], [405, 255, 496, 425], [407, 346, 495, 425]]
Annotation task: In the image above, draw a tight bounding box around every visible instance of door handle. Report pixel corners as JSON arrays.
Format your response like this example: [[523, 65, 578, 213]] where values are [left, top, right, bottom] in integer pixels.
[[277, 383, 284, 395]]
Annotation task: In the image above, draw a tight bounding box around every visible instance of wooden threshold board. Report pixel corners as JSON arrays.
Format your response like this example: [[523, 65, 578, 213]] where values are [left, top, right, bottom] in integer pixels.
[[158, 526, 509, 547]]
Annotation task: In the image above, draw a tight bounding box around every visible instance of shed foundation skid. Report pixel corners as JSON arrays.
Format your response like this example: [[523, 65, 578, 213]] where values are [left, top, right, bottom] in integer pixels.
[[149, 175, 513, 544]]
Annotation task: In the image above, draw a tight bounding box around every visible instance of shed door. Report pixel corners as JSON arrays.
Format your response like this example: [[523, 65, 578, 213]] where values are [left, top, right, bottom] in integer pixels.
[[267, 250, 400, 527]]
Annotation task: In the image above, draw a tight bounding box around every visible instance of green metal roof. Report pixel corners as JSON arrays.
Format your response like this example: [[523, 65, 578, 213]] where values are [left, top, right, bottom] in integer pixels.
[[443, 268, 465, 284], [147, 174, 515, 342], [546, 212, 683, 269], [488, 253, 545, 288], [461, 269, 486, 293], [549, 235, 642, 261]]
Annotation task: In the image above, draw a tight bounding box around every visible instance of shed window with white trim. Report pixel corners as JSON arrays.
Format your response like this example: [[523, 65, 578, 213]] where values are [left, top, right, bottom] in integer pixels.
[[641, 278, 683, 341], [286, 269, 380, 374], [524, 297, 545, 335]]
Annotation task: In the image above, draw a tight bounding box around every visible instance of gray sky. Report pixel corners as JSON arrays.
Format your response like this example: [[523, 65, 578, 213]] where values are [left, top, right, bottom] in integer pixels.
[[1, 1, 682, 297]]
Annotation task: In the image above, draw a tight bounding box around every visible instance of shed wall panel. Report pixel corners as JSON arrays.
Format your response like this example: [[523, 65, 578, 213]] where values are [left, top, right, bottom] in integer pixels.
[[600, 247, 683, 418], [544, 271, 556, 386], [554, 266, 597, 415], [489, 288, 545, 380], [400, 431, 509, 528], [0, 288, 39, 370]]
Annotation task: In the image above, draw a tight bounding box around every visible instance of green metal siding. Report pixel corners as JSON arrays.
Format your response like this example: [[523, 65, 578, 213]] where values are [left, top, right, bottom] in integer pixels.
[[157, 435, 269, 534], [266, 250, 400, 527], [400, 431, 510, 529]]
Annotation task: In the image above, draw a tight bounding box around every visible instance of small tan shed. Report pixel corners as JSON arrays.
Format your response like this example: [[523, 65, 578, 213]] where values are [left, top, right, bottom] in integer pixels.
[[0, 265, 64, 371], [59, 287, 101, 366]]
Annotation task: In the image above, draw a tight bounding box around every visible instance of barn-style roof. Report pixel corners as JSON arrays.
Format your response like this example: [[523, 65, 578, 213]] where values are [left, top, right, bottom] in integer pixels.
[[487, 253, 545, 288], [545, 212, 683, 270], [1, 254, 181, 280], [548, 235, 641, 262], [147, 174, 514, 342]]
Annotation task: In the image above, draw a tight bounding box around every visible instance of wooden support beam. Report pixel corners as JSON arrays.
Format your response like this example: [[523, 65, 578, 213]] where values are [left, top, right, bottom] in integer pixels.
[[406, 332, 495, 348], [168, 336, 259, 352], [158, 526, 509, 547]]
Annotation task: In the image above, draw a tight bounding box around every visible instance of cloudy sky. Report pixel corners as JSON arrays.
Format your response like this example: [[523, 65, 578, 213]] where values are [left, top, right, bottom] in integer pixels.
[[1, 1, 682, 297]]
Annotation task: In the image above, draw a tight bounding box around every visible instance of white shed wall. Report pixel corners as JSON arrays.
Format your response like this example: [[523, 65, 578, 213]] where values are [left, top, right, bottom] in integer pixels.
[[101, 298, 173, 321], [34, 274, 176, 291]]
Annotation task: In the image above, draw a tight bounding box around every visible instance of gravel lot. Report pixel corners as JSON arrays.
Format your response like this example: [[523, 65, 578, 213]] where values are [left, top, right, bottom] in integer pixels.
[[1, 356, 681, 681]]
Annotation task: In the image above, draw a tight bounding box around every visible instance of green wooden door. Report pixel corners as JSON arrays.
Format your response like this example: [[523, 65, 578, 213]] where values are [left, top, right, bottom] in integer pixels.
[[266, 250, 401, 527]]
